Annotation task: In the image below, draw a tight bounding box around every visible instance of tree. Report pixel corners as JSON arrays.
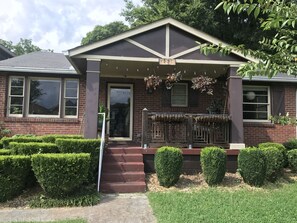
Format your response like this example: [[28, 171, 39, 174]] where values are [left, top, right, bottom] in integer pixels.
[[81, 21, 129, 45], [0, 38, 42, 56], [121, 0, 273, 49], [200, 0, 297, 77]]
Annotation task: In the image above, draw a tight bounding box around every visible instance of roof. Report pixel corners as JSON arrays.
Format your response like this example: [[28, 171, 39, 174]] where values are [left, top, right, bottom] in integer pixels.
[[67, 17, 257, 63], [243, 73, 297, 83], [0, 45, 15, 60], [0, 51, 77, 74]]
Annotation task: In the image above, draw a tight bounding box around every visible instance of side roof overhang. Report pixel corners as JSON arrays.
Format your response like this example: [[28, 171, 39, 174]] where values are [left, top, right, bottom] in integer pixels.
[[66, 17, 258, 74]]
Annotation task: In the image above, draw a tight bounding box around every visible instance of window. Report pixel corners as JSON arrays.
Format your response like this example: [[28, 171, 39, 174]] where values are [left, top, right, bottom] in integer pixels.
[[171, 83, 188, 107], [64, 80, 79, 117], [7, 77, 79, 118], [8, 77, 24, 116], [243, 86, 270, 121]]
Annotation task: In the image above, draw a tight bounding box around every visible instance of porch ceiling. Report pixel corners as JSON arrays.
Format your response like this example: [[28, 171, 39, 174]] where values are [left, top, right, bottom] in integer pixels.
[[100, 60, 228, 79]]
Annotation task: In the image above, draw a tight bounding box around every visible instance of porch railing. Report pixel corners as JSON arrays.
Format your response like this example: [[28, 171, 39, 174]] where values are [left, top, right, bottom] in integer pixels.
[[97, 112, 106, 192], [142, 109, 230, 148]]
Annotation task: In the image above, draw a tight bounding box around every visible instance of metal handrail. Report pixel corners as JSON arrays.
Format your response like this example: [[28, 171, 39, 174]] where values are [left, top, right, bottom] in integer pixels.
[[97, 112, 106, 192]]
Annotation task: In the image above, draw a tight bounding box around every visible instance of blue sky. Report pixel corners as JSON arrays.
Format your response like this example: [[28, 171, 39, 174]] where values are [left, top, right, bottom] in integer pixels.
[[0, 0, 142, 52]]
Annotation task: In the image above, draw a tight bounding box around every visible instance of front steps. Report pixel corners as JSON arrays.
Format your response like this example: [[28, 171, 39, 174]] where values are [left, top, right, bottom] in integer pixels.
[[100, 147, 146, 193]]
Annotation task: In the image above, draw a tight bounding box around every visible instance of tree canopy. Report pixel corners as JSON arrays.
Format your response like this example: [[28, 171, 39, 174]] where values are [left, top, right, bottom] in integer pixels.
[[0, 38, 42, 56], [81, 21, 129, 45]]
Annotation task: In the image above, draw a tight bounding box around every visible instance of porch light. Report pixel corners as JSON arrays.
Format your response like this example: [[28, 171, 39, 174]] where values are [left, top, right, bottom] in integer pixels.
[[246, 91, 256, 100]]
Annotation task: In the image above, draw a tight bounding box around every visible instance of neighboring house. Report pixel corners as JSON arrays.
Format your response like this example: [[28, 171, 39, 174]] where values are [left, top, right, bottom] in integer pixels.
[[0, 18, 296, 148], [0, 44, 15, 61]]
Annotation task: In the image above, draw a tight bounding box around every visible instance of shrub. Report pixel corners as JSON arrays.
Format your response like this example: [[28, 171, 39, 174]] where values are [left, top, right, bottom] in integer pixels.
[[56, 139, 101, 182], [41, 135, 83, 143], [9, 142, 59, 155], [238, 147, 266, 187], [0, 141, 3, 149], [0, 149, 11, 155], [258, 142, 287, 167], [283, 139, 297, 151], [287, 149, 297, 172], [31, 153, 90, 198], [0, 155, 31, 202], [154, 146, 183, 187], [201, 147, 226, 186], [1, 136, 42, 148], [259, 147, 284, 182]]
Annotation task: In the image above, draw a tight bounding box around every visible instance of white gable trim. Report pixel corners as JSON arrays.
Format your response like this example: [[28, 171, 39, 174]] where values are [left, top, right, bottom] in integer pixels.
[[125, 38, 165, 58]]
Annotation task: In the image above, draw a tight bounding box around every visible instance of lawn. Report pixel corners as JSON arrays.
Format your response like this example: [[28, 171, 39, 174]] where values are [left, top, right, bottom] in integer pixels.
[[148, 181, 297, 223]]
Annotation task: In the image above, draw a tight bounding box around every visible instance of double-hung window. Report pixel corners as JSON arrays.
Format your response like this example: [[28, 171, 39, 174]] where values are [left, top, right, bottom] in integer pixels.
[[7, 76, 79, 118], [243, 86, 270, 121], [171, 83, 188, 107]]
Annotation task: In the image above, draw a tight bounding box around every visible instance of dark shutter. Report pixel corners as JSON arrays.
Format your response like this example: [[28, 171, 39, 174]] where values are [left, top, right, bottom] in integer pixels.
[[188, 84, 199, 107], [161, 83, 171, 107], [271, 85, 285, 116]]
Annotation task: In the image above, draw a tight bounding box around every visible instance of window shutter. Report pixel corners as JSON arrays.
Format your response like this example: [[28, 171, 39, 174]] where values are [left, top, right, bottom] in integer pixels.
[[161, 83, 171, 107], [271, 85, 285, 116], [188, 85, 199, 107]]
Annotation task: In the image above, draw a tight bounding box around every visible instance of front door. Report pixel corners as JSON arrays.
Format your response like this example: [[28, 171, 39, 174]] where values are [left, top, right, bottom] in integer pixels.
[[108, 84, 133, 140]]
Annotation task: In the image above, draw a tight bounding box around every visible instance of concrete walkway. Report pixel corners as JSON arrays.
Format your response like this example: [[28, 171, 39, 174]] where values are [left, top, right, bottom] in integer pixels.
[[0, 194, 156, 223]]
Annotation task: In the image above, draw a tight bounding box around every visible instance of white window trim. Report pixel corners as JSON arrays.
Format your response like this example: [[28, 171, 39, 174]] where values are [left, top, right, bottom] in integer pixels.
[[243, 85, 271, 122], [171, 83, 188, 107], [107, 83, 133, 141], [64, 79, 79, 118], [8, 76, 25, 117]]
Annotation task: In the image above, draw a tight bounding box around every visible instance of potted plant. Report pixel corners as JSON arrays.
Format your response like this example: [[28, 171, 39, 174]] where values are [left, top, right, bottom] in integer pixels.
[[165, 71, 182, 89], [144, 75, 162, 93], [191, 75, 217, 95]]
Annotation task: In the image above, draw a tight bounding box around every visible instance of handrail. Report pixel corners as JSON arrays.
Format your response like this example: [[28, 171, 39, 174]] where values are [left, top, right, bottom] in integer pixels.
[[97, 112, 106, 192]]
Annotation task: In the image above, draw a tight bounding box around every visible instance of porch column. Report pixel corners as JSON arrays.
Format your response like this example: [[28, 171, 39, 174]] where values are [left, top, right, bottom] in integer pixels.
[[228, 67, 245, 149], [84, 59, 101, 138]]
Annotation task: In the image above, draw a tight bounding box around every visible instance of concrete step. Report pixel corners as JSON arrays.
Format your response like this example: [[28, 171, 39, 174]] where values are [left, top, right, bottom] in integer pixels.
[[105, 148, 143, 154], [103, 154, 143, 162], [102, 162, 144, 173], [100, 181, 146, 193], [101, 171, 145, 183]]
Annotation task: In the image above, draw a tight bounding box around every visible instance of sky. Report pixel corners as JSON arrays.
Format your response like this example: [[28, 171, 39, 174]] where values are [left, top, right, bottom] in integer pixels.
[[0, 0, 142, 53]]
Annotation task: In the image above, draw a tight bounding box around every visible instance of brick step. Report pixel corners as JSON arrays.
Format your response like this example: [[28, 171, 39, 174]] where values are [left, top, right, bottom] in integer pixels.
[[105, 148, 143, 154], [101, 171, 145, 182], [103, 154, 143, 162], [102, 162, 144, 173], [100, 181, 146, 193]]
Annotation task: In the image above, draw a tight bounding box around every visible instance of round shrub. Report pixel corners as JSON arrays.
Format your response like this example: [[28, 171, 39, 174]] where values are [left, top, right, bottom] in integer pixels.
[[56, 139, 101, 182], [283, 139, 297, 151], [1, 136, 42, 148], [9, 142, 59, 155], [258, 142, 287, 167], [0, 155, 31, 202], [238, 147, 266, 187], [287, 149, 297, 172], [201, 147, 226, 186], [41, 135, 83, 143], [0, 149, 11, 155], [32, 153, 90, 198], [154, 146, 183, 188], [259, 147, 284, 182]]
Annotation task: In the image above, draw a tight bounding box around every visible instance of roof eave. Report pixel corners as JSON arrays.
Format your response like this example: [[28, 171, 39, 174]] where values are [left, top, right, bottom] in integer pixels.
[[0, 66, 78, 75]]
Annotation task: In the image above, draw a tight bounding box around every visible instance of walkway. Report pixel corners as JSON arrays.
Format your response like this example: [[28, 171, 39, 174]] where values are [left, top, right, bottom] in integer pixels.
[[0, 193, 156, 223]]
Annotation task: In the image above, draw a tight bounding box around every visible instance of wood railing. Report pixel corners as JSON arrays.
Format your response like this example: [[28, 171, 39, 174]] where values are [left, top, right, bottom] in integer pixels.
[[141, 110, 230, 148]]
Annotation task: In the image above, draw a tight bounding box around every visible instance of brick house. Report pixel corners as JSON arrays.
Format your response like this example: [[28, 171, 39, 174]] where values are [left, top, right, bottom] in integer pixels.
[[0, 18, 296, 148]]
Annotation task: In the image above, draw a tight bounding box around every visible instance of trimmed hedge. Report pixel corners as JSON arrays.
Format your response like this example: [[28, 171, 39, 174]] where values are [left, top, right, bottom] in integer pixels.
[[0, 141, 3, 149], [0, 149, 11, 155], [56, 139, 101, 182], [1, 136, 42, 148], [283, 139, 297, 151], [201, 147, 226, 186], [260, 147, 284, 182], [258, 142, 287, 167], [32, 153, 90, 198], [238, 147, 266, 187], [154, 146, 183, 188], [41, 135, 83, 143], [287, 149, 297, 172], [9, 142, 59, 155], [0, 155, 31, 202]]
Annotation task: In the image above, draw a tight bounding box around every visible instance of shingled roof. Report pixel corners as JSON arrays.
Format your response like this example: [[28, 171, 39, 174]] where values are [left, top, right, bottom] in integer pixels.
[[0, 51, 77, 74]]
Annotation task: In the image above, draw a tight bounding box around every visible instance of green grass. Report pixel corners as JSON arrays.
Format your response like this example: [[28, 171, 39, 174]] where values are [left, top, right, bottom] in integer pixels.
[[148, 182, 297, 223], [13, 219, 86, 223]]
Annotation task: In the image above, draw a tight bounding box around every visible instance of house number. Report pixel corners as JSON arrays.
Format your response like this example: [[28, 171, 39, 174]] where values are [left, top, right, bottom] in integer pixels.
[[159, 58, 176, 65]]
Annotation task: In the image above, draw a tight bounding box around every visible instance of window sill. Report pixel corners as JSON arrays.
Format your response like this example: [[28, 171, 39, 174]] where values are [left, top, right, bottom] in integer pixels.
[[243, 122, 274, 128], [4, 117, 80, 123]]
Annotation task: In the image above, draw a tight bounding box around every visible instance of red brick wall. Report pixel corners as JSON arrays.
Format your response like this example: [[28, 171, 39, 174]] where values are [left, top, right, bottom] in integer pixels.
[[244, 84, 296, 146], [0, 74, 86, 136]]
